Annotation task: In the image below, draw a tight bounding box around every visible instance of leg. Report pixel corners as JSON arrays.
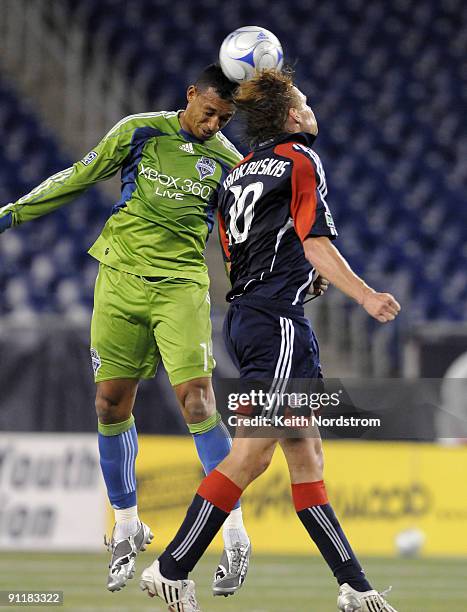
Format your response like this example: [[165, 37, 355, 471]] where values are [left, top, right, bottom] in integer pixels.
[[96, 378, 139, 511], [140, 435, 277, 606], [280, 435, 373, 593], [160, 434, 277, 577], [96, 378, 153, 590], [280, 439, 397, 611], [177, 380, 270, 595], [91, 265, 159, 590], [174, 377, 238, 496], [175, 377, 249, 540], [174, 377, 229, 478]]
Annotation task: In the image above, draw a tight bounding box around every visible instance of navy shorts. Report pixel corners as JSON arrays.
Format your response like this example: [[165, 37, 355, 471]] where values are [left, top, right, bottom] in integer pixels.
[[223, 297, 323, 419]]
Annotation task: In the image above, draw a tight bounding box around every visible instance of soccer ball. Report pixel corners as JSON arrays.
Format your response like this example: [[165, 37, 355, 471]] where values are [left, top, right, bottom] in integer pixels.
[[395, 528, 425, 557], [219, 26, 284, 83]]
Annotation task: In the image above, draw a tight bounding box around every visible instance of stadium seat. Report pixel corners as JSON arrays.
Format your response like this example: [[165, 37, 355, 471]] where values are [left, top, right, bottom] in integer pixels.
[[0, 80, 110, 316]]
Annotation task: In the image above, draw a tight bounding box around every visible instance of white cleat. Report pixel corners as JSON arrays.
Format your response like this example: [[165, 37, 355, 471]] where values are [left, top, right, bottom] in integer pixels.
[[337, 583, 398, 612], [105, 521, 153, 592], [212, 540, 251, 596], [140, 559, 201, 611]]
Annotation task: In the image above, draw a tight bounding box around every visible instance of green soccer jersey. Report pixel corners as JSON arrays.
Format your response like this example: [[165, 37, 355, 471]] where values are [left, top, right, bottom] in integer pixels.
[[1, 111, 242, 279]]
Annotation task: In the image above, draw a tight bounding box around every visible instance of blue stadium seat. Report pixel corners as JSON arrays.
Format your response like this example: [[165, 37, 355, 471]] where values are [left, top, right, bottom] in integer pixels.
[[0, 80, 110, 315]]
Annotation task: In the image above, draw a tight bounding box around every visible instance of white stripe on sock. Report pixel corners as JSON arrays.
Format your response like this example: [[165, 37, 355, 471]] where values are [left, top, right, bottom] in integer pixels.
[[172, 499, 213, 560], [123, 430, 134, 494], [121, 432, 130, 493], [315, 506, 351, 562], [309, 507, 350, 562], [127, 430, 136, 491], [173, 502, 214, 561]]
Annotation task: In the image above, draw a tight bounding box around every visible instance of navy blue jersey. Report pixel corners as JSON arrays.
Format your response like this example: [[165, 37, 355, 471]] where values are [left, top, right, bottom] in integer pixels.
[[218, 132, 338, 306]]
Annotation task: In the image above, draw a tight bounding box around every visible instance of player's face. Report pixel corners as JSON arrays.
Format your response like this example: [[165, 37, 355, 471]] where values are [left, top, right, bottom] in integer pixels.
[[182, 86, 235, 140], [291, 87, 318, 136]]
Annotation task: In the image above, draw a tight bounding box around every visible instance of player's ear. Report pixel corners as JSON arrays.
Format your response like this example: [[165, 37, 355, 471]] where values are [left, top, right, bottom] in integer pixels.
[[289, 107, 300, 123], [186, 85, 197, 103], [285, 107, 301, 132]]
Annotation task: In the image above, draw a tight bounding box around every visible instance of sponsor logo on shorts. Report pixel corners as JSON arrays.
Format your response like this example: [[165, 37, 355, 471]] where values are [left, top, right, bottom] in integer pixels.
[[90, 347, 101, 375], [195, 156, 216, 180], [82, 150, 98, 166]]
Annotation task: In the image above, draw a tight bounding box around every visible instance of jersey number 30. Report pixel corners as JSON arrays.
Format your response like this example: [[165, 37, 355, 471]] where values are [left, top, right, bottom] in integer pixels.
[[227, 182, 264, 244]]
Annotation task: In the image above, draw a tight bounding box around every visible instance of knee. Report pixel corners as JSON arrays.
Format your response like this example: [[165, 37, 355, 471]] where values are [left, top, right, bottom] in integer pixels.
[[177, 379, 215, 424], [251, 451, 273, 480], [313, 439, 324, 474], [284, 438, 324, 480], [242, 448, 274, 482], [95, 389, 133, 424], [316, 449, 324, 475], [95, 393, 118, 423]]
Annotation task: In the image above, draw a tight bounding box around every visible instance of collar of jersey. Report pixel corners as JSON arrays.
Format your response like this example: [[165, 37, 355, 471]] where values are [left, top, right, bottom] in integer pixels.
[[255, 131, 317, 151], [176, 110, 212, 144]]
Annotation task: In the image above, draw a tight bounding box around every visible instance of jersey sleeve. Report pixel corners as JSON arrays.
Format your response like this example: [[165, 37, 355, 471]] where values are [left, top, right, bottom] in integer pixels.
[[214, 131, 244, 169], [274, 142, 338, 242], [0, 117, 136, 227]]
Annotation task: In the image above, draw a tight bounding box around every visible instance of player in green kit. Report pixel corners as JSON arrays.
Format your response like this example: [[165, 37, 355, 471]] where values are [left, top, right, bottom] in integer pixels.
[[0, 65, 251, 595]]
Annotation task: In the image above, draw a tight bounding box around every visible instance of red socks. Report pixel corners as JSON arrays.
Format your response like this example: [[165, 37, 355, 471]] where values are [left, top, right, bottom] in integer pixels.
[[197, 469, 243, 513], [292, 480, 328, 511]]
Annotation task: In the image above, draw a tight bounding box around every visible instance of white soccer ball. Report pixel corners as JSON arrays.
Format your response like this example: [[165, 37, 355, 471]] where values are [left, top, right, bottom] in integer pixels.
[[219, 26, 284, 83], [395, 528, 425, 557]]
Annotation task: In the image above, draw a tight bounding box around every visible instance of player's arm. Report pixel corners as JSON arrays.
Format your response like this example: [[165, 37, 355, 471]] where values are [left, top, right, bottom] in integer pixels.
[[303, 237, 400, 322], [285, 145, 400, 322], [0, 121, 131, 232]]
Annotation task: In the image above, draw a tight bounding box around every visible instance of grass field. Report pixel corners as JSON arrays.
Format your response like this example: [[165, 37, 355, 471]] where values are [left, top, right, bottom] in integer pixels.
[[1, 552, 466, 611]]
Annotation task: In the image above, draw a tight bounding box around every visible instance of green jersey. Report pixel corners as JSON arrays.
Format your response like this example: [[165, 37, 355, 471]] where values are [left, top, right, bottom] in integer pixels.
[[1, 111, 242, 280]]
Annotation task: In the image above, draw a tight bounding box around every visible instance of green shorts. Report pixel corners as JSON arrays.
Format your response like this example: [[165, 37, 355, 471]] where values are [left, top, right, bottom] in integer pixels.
[[90, 264, 215, 386]]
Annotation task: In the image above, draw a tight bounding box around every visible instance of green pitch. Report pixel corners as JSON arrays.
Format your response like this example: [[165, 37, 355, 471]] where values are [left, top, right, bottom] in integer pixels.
[[1, 553, 465, 611]]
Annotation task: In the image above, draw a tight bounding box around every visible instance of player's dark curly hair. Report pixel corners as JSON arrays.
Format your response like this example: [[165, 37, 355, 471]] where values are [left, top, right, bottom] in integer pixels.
[[234, 68, 299, 147], [195, 64, 238, 100]]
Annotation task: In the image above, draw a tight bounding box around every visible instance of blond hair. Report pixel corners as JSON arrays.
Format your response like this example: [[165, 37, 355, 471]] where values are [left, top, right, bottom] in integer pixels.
[[234, 68, 299, 146]]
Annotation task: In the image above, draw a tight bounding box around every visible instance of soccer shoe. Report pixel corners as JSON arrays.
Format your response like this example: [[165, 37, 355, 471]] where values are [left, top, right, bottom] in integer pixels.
[[140, 559, 201, 611], [105, 521, 153, 592], [212, 540, 251, 596], [337, 583, 398, 612]]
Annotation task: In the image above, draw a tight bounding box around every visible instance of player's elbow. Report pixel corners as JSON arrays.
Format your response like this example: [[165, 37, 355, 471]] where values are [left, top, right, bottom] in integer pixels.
[[303, 236, 330, 269]]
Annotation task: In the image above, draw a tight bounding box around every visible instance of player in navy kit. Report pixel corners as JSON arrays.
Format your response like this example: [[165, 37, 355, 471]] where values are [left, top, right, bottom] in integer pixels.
[[140, 69, 400, 612]]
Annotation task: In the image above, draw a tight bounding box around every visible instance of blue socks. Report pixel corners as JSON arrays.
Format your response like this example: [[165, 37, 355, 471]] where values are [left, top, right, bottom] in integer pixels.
[[98, 412, 238, 515], [98, 415, 138, 509], [188, 412, 240, 510]]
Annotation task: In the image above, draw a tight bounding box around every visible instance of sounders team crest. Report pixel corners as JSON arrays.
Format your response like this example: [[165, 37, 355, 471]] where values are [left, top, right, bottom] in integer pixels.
[[195, 156, 216, 180]]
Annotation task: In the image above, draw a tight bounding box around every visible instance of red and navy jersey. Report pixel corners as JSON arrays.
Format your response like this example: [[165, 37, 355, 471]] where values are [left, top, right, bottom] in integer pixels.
[[218, 132, 338, 306]]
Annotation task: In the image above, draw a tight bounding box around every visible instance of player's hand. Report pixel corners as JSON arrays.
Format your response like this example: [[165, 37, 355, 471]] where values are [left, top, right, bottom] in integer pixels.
[[0, 212, 12, 233], [362, 290, 401, 323], [311, 275, 330, 297]]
